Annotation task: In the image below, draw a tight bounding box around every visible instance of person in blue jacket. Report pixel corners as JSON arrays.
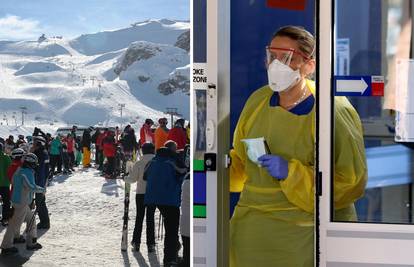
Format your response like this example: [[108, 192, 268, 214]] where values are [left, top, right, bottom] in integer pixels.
[[32, 136, 50, 229], [49, 136, 62, 175], [144, 145, 185, 267], [1, 153, 46, 255]]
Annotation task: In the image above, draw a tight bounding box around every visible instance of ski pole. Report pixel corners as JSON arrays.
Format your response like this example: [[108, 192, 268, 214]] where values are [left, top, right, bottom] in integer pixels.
[[26, 199, 37, 234], [158, 214, 162, 240], [160, 215, 164, 240]]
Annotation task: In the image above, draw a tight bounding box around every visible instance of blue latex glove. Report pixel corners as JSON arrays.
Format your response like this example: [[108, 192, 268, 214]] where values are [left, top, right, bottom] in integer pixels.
[[258, 154, 288, 180]]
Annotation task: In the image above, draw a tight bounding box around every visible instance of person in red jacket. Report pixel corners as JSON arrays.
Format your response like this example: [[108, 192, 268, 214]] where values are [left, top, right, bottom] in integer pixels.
[[66, 134, 75, 171], [7, 148, 25, 197], [6, 148, 25, 242], [140, 119, 154, 145], [102, 131, 116, 178], [167, 119, 187, 150]]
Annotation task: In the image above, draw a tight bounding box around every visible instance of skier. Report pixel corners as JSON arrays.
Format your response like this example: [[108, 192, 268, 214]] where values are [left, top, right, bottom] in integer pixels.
[[165, 141, 187, 171], [91, 128, 100, 165], [95, 130, 105, 170], [6, 148, 26, 243], [15, 135, 26, 148], [75, 136, 83, 167], [154, 118, 169, 151], [167, 119, 187, 150], [32, 136, 50, 229], [185, 123, 190, 145], [66, 134, 75, 171], [61, 141, 71, 174], [125, 142, 156, 252], [102, 131, 116, 178], [70, 126, 78, 139], [82, 128, 92, 168], [49, 135, 62, 175], [140, 119, 155, 145], [0, 142, 12, 226], [0, 153, 45, 255], [121, 125, 138, 161], [7, 148, 25, 184], [4, 135, 15, 155], [144, 146, 185, 266]]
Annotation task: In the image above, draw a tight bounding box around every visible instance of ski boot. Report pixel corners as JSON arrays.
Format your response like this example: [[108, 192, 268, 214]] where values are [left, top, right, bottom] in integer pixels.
[[13, 235, 25, 244], [26, 242, 42, 251], [1, 247, 18, 255], [131, 241, 139, 252]]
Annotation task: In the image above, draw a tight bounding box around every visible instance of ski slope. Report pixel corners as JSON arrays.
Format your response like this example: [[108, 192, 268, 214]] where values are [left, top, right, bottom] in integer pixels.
[[0, 167, 173, 267], [0, 19, 189, 137]]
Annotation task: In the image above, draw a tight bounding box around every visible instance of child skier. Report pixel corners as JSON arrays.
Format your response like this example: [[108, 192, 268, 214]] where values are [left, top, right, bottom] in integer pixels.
[[1, 153, 46, 255]]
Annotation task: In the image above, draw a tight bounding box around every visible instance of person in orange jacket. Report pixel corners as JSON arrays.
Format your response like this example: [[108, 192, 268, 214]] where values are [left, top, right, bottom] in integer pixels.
[[154, 118, 169, 151]]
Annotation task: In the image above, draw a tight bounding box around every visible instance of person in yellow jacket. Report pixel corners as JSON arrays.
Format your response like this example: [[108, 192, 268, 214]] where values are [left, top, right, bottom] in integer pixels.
[[154, 118, 169, 151], [229, 26, 367, 267]]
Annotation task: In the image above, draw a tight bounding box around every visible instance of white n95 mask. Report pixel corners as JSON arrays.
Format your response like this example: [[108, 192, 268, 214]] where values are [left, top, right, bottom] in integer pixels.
[[241, 137, 267, 165], [267, 59, 301, 92]]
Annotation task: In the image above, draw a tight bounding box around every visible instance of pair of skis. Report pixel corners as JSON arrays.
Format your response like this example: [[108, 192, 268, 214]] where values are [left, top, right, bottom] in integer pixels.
[[121, 160, 134, 252]]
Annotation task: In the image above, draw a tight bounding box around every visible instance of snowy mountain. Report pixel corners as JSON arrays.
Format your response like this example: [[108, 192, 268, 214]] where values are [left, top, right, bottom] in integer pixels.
[[70, 19, 188, 56], [0, 19, 189, 136]]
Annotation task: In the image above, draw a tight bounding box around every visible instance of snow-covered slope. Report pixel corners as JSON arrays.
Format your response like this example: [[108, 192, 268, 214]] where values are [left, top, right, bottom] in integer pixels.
[[15, 61, 64, 76], [0, 19, 189, 135], [0, 41, 71, 57], [69, 19, 188, 56]]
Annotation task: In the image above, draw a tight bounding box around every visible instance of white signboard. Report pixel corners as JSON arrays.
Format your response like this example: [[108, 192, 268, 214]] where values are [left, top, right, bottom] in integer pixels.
[[395, 59, 414, 141], [193, 63, 208, 90], [336, 38, 350, 75]]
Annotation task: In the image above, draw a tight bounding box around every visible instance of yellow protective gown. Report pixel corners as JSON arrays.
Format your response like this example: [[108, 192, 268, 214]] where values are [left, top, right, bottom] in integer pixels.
[[230, 80, 367, 267]]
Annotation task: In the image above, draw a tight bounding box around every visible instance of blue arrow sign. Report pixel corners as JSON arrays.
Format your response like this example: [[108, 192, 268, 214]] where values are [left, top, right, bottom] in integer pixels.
[[334, 76, 372, 96]]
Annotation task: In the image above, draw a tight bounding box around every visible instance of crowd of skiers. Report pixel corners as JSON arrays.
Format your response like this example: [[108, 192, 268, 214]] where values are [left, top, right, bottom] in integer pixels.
[[125, 117, 190, 267], [0, 129, 51, 255], [0, 117, 190, 266]]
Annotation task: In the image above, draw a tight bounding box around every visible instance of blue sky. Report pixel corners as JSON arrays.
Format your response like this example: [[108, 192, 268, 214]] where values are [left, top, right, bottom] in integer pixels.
[[0, 0, 189, 40]]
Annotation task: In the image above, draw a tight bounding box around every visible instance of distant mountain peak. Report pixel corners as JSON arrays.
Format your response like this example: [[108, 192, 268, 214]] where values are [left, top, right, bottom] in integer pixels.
[[114, 41, 162, 75], [130, 18, 183, 27]]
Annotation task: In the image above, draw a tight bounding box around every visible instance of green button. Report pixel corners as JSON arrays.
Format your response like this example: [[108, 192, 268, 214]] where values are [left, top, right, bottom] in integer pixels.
[[194, 205, 206, 218], [193, 159, 204, 171]]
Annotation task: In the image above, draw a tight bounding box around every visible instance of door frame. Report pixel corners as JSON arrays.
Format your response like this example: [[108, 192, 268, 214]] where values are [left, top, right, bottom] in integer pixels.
[[205, 0, 231, 266]]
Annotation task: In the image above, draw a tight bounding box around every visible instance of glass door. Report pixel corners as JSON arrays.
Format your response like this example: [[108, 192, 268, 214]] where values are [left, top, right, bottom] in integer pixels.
[[319, 0, 414, 265]]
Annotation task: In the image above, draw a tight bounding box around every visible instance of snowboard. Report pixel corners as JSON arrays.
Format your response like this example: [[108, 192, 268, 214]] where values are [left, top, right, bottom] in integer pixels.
[[121, 160, 134, 251]]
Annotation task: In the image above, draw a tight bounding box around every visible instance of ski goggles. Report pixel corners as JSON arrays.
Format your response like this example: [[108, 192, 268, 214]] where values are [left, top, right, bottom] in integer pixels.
[[266, 46, 311, 66]]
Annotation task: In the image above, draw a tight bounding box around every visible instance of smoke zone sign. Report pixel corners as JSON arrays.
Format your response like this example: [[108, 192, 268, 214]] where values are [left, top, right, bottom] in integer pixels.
[[193, 63, 207, 90]]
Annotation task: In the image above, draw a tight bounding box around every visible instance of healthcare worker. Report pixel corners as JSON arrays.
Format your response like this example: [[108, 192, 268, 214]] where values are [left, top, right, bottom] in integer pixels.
[[229, 26, 367, 267]]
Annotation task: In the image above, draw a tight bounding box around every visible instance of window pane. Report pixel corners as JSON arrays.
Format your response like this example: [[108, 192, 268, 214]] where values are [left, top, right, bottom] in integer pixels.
[[333, 0, 414, 224]]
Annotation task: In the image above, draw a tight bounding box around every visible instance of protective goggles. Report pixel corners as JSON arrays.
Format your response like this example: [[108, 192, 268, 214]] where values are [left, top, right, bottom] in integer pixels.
[[266, 46, 311, 66]]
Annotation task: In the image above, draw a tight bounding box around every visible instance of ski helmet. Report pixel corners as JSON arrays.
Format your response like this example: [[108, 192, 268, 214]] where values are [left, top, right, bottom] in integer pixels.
[[33, 136, 46, 146], [11, 148, 25, 159], [19, 143, 30, 153], [23, 153, 38, 169]]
